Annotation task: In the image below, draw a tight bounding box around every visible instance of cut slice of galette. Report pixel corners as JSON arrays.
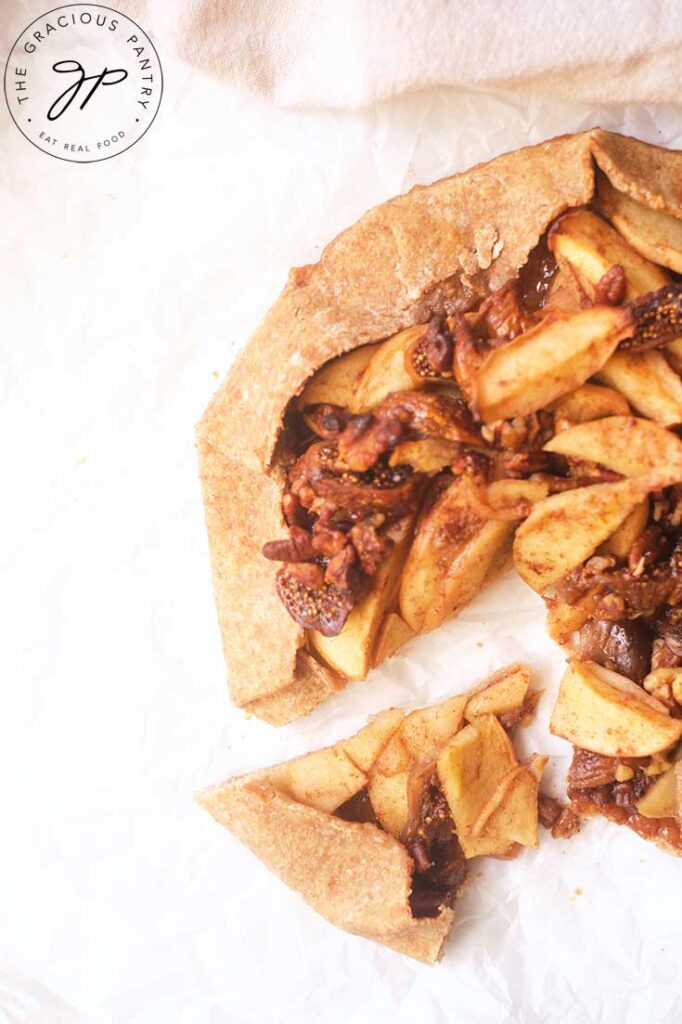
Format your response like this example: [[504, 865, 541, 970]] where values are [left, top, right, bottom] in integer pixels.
[[196, 665, 559, 963]]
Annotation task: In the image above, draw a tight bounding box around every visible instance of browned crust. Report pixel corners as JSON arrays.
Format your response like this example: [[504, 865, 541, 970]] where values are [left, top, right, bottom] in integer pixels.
[[590, 129, 682, 215], [195, 778, 455, 964], [197, 130, 682, 723]]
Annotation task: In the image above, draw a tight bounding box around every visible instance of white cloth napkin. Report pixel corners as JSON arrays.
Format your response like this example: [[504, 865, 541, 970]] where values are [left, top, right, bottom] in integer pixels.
[[122, 0, 682, 108]]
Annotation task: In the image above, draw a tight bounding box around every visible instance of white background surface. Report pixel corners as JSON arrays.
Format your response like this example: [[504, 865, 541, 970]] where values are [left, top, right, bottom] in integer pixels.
[[2, 17, 682, 1024]]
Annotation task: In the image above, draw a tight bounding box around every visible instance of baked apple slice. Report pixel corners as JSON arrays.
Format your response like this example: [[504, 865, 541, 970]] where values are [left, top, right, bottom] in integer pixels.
[[550, 383, 630, 425], [297, 344, 379, 412], [548, 208, 682, 422], [513, 477, 656, 594], [372, 612, 414, 666], [470, 755, 547, 848], [197, 668, 547, 963], [544, 415, 682, 478], [558, 662, 682, 855], [474, 305, 634, 422], [398, 476, 514, 634], [550, 661, 682, 757], [368, 694, 467, 837], [437, 712, 546, 858], [596, 172, 682, 274], [353, 324, 426, 411], [636, 757, 682, 821], [596, 350, 682, 425], [464, 663, 531, 721], [549, 209, 670, 300], [599, 498, 649, 559]]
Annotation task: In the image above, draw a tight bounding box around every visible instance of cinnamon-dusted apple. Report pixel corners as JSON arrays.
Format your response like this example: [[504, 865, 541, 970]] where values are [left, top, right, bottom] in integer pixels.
[[474, 305, 634, 423], [513, 476, 660, 594], [353, 317, 460, 413], [297, 344, 380, 412], [470, 755, 547, 849], [550, 660, 682, 757], [398, 476, 515, 634], [596, 172, 682, 273], [636, 756, 682, 821], [198, 129, 682, 724], [553, 661, 682, 855], [548, 207, 682, 423], [549, 209, 670, 300], [372, 612, 414, 666], [550, 383, 630, 425], [544, 415, 682, 478], [464, 662, 531, 721], [353, 325, 427, 411], [196, 667, 547, 963], [596, 349, 682, 425], [599, 498, 649, 559]]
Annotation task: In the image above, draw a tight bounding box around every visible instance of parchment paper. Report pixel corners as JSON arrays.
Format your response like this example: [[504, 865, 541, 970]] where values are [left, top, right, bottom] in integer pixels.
[[1, 44, 681, 1024]]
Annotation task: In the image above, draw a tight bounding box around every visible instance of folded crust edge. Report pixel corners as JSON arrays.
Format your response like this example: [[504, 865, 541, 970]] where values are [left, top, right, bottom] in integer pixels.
[[197, 129, 682, 721], [195, 778, 456, 964]]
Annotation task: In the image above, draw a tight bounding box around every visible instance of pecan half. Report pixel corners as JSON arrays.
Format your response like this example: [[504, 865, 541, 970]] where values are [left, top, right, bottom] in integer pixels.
[[350, 520, 390, 576], [324, 544, 359, 590], [538, 794, 581, 839], [262, 525, 316, 563], [479, 282, 536, 339]]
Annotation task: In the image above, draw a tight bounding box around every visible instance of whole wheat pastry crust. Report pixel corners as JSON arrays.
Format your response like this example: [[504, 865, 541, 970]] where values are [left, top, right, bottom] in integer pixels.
[[196, 779, 455, 964], [197, 129, 682, 725], [196, 666, 544, 964]]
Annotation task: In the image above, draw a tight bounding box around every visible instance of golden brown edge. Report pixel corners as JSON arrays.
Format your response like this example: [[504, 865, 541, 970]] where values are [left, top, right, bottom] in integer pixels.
[[195, 778, 456, 964], [197, 129, 682, 722]]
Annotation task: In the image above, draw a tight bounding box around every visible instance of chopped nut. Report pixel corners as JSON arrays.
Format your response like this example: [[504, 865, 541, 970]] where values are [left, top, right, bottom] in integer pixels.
[[643, 667, 682, 708]]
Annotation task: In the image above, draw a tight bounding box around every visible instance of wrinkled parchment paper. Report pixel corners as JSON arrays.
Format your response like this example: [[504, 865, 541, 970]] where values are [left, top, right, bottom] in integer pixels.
[[2, 44, 682, 1024]]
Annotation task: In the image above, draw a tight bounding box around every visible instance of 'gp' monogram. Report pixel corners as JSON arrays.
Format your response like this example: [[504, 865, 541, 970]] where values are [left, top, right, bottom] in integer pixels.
[[47, 60, 128, 120]]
